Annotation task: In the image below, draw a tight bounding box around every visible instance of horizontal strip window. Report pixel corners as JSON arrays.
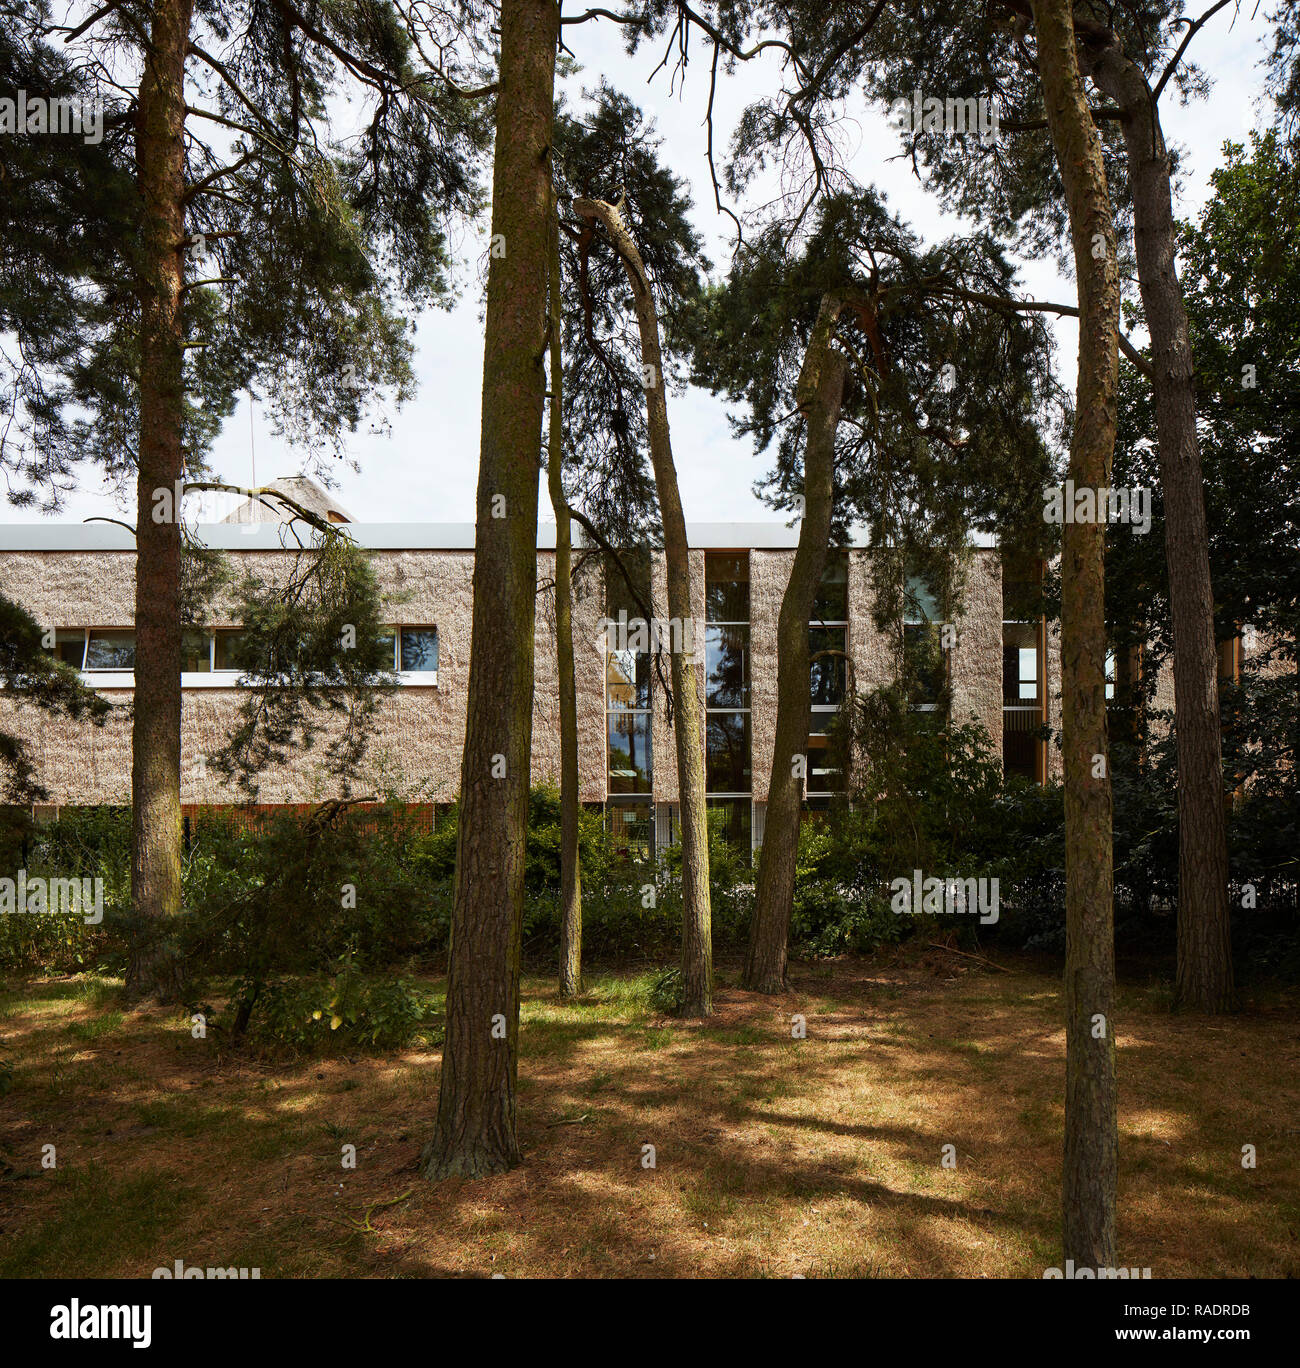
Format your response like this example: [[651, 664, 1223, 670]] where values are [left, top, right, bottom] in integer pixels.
[[45, 626, 437, 686]]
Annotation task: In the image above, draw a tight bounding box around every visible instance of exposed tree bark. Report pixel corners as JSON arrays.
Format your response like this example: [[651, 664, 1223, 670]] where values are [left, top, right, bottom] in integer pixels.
[[421, 0, 559, 1179], [573, 194, 713, 1017], [548, 187, 583, 1001], [125, 0, 195, 1004], [1030, 0, 1119, 1271], [1084, 34, 1235, 1015], [743, 294, 846, 994]]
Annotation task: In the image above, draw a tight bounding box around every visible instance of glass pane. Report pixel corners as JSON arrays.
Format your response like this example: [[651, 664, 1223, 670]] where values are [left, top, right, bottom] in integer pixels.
[[1105, 650, 1116, 700], [706, 711, 751, 793], [213, 630, 246, 671], [1003, 708, 1042, 781], [904, 573, 940, 626], [53, 630, 86, 669], [400, 627, 438, 672], [608, 712, 652, 793], [809, 707, 837, 737], [377, 630, 397, 670], [812, 553, 848, 622], [1002, 622, 1039, 704], [607, 799, 653, 859], [84, 630, 135, 670], [607, 649, 651, 709], [809, 626, 847, 705], [705, 553, 749, 622], [181, 631, 212, 673], [705, 624, 749, 707], [707, 797, 752, 856], [605, 550, 652, 620], [904, 623, 945, 706], [807, 732, 845, 792]]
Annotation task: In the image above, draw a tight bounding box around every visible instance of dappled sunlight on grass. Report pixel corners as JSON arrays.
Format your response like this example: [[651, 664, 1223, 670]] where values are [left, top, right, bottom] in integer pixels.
[[0, 950, 1297, 1278]]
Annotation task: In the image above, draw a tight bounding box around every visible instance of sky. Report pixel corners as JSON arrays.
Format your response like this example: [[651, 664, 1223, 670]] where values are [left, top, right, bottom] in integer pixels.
[[8, 4, 1277, 529]]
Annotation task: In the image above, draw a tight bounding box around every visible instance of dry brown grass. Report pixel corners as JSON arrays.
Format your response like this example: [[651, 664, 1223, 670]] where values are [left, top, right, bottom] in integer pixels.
[[1, 948, 1296, 1278]]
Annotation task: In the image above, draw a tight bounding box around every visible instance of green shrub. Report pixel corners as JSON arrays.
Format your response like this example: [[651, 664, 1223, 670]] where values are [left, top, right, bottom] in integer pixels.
[[203, 959, 442, 1055]]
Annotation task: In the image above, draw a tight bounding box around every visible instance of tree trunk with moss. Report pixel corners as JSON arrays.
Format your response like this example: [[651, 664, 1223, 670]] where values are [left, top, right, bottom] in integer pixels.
[[126, 0, 194, 1004], [573, 195, 712, 1017], [548, 192, 583, 1001], [421, 0, 559, 1179], [1086, 36, 1234, 1015], [1031, 0, 1119, 1271], [744, 295, 846, 994]]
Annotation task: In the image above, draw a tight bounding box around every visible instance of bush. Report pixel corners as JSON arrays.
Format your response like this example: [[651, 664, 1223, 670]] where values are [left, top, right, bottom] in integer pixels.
[[200, 957, 442, 1055], [0, 807, 126, 975]]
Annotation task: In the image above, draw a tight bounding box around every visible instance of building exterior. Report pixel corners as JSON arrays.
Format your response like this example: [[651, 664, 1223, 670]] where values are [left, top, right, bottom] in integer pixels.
[[1, 493, 1089, 851]]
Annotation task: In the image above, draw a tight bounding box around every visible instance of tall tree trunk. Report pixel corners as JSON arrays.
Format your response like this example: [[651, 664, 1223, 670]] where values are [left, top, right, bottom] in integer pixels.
[[573, 195, 713, 1017], [421, 0, 559, 1179], [1086, 38, 1234, 1015], [1031, 0, 1119, 1271], [548, 189, 582, 1001], [126, 0, 194, 1003], [743, 294, 846, 994]]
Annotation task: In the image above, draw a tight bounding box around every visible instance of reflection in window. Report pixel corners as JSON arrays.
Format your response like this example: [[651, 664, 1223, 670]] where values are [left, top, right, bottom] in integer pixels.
[[607, 797, 653, 859], [810, 625, 847, 707], [213, 630, 246, 672], [400, 626, 438, 672], [182, 631, 212, 673], [904, 574, 946, 711], [706, 711, 751, 793], [607, 649, 651, 710], [84, 630, 135, 671], [704, 552, 752, 850], [705, 552, 749, 623], [812, 551, 848, 624], [708, 796, 751, 855], [53, 630, 86, 669], [608, 711, 652, 794], [705, 624, 749, 707]]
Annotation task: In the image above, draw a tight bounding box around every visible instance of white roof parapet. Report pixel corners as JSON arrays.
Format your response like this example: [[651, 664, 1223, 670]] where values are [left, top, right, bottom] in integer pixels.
[[0, 520, 997, 552]]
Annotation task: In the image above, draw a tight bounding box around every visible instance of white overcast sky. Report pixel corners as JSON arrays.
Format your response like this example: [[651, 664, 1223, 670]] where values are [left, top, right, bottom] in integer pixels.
[[10, 5, 1276, 528]]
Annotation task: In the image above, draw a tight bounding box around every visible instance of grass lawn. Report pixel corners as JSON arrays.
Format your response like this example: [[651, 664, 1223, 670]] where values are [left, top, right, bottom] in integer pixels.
[[1, 947, 1296, 1278]]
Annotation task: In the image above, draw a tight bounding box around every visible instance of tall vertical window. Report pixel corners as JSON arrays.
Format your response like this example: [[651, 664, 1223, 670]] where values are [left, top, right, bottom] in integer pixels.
[[808, 551, 848, 795], [903, 572, 946, 713], [1002, 563, 1046, 783], [705, 553, 751, 854], [606, 552, 653, 857]]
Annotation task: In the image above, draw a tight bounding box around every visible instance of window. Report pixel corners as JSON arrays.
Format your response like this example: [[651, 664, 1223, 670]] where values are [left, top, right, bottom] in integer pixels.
[[812, 551, 848, 624], [399, 626, 438, 673], [705, 710, 751, 792], [704, 552, 752, 856], [904, 573, 946, 712], [705, 552, 749, 622], [607, 796, 654, 860], [808, 553, 849, 796], [213, 629, 246, 672], [605, 554, 653, 821], [84, 630, 134, 671], [608, 711, 652, 794], [705, 624, 749, 707], [1104, 650, 1116, 701], [52, 630, 87, 669], [708, 796, 751, 854], [182, 631, 213, 673], [1002, 559, 1046, 783]]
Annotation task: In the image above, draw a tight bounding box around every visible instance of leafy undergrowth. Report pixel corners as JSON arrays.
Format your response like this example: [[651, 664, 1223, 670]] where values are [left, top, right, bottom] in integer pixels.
[[0, 948, 1296, 1278]]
